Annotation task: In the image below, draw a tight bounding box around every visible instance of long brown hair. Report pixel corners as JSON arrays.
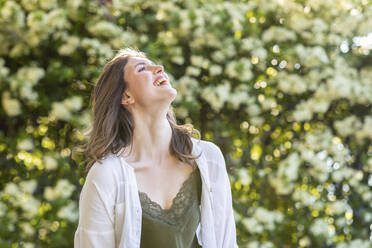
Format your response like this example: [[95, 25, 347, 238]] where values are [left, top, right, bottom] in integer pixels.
[[77, 47, 202, 177]]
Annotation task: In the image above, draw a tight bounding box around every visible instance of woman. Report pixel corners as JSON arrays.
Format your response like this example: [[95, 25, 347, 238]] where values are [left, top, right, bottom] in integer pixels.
[[74, 47, 238, 247]]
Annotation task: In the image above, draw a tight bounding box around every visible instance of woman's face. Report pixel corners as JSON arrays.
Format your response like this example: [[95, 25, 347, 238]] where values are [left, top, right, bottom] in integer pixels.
[[122, 57, 177, 108]]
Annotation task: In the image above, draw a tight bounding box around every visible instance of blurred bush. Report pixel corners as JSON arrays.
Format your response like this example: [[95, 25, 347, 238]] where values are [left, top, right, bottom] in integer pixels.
[[0, 0, 371, 247]]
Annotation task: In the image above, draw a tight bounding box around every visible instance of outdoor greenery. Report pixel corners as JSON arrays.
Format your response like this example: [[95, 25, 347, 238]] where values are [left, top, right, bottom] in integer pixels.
[[0, 0, 371, 247]]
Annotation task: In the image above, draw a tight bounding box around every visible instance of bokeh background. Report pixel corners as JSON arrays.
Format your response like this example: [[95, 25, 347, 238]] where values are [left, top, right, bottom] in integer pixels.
[[1, 0, 372, 247]]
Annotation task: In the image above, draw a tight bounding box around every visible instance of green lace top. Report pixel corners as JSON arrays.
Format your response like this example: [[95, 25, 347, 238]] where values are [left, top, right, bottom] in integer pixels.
[[138, 166, 202, 248]]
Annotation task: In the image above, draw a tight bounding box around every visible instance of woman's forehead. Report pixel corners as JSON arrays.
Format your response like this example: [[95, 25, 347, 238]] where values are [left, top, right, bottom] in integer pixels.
[[129, 57, 155, 67]]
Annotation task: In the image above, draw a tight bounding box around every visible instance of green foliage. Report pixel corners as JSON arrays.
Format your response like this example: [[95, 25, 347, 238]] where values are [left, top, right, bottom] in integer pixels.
[[0, 0, 371, 247]]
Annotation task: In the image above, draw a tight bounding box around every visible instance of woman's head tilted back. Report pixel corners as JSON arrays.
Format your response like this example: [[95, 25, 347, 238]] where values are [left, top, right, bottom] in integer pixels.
[[79, 47, 201, 176]]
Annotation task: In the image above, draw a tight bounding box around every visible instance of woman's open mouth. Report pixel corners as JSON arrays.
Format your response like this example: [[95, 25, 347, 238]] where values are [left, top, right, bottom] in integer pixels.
[[153, 78, 168, 87]]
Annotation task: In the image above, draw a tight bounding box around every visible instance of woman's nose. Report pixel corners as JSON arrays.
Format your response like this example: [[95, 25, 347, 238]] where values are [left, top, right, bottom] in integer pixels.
[[153, 65, 164, 74]]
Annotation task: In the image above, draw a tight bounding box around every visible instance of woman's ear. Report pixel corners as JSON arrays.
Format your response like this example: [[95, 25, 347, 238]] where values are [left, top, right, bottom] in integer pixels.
[[121, 91, 134, 105]]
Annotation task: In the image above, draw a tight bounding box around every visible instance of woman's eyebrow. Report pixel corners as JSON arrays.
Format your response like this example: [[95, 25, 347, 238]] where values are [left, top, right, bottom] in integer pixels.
[[135, 61, 156, 68]]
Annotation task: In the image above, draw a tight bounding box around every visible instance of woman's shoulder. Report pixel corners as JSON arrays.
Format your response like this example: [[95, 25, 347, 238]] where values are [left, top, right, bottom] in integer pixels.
[[86, 154, 124, 188], [191, 137, 224, 163]]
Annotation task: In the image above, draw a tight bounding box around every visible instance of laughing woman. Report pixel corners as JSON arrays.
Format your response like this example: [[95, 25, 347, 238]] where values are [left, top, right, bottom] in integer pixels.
[[74, 47, 238, 248]]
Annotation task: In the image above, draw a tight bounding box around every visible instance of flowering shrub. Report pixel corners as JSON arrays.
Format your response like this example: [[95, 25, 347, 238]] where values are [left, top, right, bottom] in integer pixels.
[[0, 0, 371, 247]]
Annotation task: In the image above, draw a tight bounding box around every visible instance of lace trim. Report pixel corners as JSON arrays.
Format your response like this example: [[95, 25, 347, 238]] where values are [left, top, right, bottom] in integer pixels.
[[139, 167, 200, 226]]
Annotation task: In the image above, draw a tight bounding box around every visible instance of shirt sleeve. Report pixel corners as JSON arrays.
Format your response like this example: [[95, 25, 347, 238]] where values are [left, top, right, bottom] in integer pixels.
[[221, 162, 239, 248], [209, 142, 239, 248], [74, 160, 117, 247]]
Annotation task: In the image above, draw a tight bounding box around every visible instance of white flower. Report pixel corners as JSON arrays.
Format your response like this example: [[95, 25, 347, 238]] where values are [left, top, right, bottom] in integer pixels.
[[46, 9, 70, 29], [19, 180, 37, 194], [355, 116, 372, 141], [44, 186, 57, 201], [327, 74, 353, 98], [43, 155, 58, 170], [77, 110, 92, 128], [209, 64, 222, 76], [39, 0, 58, 10], [185, 66, 201, 76], [253, 207, 284, 231], [288, 12, 312, 33], [242, 217, 263, 234], [25, 31, 42, 47], [246, 241, 260, 248], [20, 85, 39, 102], [308, 157, 329, 183], [261, 97, 277, 111], [268, 175, 294, 195], [246, 104, 261, 116], [349, 170, 364, 188], [201, 86, 223, 112], [17, 138, 34, 151], [295, 45, 329, 67], [237, 168, 251, 186], [190, 55, 205, 68], [23, 243, 35, 248], [0, 201, 7, 217], [211, 50, 225, 63], [58, 36, 80, 55], [215, 82, 231, 102], [26, 10, 47, 30], [299, 236, 311, 247], [57, 201, 78, 222], [4, 182, 20, 196], [293, 101, 313, 121], [241, 37, 262, 52], [20, 195, 40, 218], [229, 85, 250, 110], [44, 180, 75, 201], [10, 66, 45, 102], [63, 96, 83, 112], [260, 241, 275, 248], [174, 107, 188, 119], [173, 76, 199, 102], [1, 91, 22, 116], [308, 97, 330, 114], [329, 201, 348, 215], [339, 239, 372, 248], [50, 102, 72, 121], [67, 0, 83, 10], [312, 46, 329, 63], [87, 21, 122, 38], [171, 55, 184, 65], [277, 72, 307, 94], [262, 26, 297, 43], [21, 0, 39, 11], [364, 157, 372, 173], [2, 1, 23, 19], [55, 179, 76, 199], [19, 222, 35, 236], [0, 58, 10, 78], [334, 116, 362, 137], [250, 116, 265, 126], [332, 167, 354, 183], [310, 218, 330, 238], [225, 58, 252, 80], [293, 189, 316, 206], [277, 152, 300, 181]]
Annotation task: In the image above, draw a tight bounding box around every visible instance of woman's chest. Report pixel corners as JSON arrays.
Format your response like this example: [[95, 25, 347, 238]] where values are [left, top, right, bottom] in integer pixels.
[[133, 161, 196, 211]]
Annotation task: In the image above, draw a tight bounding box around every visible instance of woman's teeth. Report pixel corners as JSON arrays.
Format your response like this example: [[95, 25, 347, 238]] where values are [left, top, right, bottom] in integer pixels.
[[154, 79, 167, 86]]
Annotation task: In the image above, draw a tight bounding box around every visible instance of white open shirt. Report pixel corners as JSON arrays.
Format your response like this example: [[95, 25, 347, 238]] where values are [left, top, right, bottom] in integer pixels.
[[74, 137, 238, 248]]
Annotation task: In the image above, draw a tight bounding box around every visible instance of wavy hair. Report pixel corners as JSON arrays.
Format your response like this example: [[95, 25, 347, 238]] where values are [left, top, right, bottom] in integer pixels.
[[77, 47, 201, 177]]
